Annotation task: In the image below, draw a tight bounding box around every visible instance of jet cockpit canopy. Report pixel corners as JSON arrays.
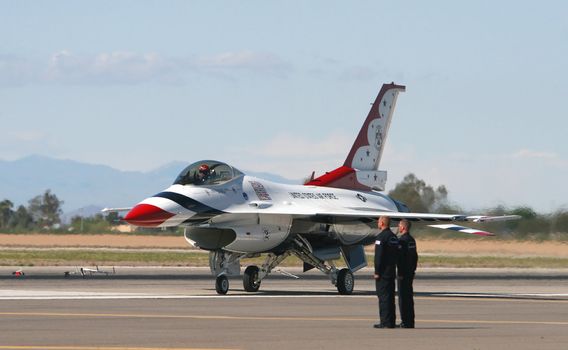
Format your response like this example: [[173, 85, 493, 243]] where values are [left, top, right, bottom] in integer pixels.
[[173, 160, 244, 186]]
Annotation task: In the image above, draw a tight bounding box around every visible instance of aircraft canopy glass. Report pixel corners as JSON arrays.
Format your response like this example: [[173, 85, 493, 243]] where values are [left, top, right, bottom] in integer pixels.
[[173, 160, 244, 186]]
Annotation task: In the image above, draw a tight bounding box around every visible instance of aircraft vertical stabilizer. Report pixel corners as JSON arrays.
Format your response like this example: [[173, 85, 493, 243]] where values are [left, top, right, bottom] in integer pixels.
[[306, 83, 405, 191], [344, 83, 405, 171]]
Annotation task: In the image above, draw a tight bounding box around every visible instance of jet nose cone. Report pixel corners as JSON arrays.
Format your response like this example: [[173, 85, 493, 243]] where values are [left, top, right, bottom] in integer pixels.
[[124, 203, 175, 227]]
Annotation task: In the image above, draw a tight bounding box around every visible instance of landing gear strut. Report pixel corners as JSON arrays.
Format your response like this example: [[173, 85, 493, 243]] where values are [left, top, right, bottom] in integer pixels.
[[210, 250, 243, 295], [242, 252, 291, 293], [290, 235, 355, 295]]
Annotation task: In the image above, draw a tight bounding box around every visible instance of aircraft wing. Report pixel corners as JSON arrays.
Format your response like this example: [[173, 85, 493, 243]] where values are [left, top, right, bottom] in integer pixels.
[[101, 207, 132, 213], [313, 209, 464, 221], [301, 209, 520, 236]]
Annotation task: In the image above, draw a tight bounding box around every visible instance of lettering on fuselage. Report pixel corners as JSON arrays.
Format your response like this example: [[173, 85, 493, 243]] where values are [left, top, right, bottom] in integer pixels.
[[249, 181, 272, 201], [289, 192, 339, 200]]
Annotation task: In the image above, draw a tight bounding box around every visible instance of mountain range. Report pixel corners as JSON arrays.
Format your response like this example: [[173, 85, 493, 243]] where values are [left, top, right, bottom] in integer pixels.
[[0, 155, 299, 218]]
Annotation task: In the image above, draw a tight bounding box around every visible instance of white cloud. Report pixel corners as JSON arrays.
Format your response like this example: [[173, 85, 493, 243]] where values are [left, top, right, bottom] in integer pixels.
[[0, 50, 292, 86], [226, 132, 352, 179], [246, 132, 351, 159], [379, 149, 568, 212], [512, 149, 557, 160], [45, 50, 181, 85], [338, 65, 379, 82], [196, 50, 292, 77], [510, 149, 567, 169]]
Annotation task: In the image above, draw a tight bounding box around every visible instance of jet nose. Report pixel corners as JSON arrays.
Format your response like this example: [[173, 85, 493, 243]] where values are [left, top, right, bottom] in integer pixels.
[[124, 203, 175, 227]]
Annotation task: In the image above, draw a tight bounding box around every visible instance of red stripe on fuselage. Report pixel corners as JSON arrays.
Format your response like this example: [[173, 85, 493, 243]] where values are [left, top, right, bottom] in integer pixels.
[[305, 166, 368, 190], [124, 203, 175, 227]]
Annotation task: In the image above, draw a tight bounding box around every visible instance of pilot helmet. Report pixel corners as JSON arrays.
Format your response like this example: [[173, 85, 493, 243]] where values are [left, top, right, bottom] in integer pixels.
[[198, 164, 210, 174]]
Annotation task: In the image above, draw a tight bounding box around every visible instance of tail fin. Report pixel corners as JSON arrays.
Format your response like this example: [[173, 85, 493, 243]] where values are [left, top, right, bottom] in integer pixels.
[[306, 83, 405, 191]]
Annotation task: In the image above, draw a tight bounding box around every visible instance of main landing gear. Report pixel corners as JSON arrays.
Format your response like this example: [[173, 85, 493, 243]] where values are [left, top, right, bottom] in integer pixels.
[[215, 274, 229, 295], [336, 268, 354, 295], [290, 236, 355, 295], [243, 265, 260, 292], [209, 239, 357, 295]]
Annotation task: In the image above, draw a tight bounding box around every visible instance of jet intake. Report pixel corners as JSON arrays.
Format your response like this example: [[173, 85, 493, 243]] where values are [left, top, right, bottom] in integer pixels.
[[184, 227, 236, 250]]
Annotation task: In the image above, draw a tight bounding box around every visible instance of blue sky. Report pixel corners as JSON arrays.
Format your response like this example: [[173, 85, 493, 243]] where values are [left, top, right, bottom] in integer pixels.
[[1, 1, 567, 212]]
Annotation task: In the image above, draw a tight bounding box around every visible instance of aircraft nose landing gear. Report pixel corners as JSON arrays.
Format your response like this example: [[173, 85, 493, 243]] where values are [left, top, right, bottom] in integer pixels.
[[210, 250, 243, 295]]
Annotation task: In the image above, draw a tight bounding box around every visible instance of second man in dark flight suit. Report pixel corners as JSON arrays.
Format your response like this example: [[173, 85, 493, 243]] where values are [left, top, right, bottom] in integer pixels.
[[374, 216, 400, 328], [397, 219, 418, 328]]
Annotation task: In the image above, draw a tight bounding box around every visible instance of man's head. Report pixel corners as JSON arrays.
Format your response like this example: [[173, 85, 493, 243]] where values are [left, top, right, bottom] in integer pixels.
[[378, 216, 390, 230], [198, 164, 210, 180], [398, 219, 411, 234]]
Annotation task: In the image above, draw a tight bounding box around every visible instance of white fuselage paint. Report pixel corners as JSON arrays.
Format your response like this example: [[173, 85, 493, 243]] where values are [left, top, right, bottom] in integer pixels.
[[138, 175, 399, 253]]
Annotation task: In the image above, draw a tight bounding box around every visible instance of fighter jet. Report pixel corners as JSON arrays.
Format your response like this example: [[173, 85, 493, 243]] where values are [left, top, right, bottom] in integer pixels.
[[108, 83, 519, 295]]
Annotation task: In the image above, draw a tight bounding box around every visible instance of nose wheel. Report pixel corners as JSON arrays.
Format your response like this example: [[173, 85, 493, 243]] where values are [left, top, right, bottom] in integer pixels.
[[215, 275, 229, 295]]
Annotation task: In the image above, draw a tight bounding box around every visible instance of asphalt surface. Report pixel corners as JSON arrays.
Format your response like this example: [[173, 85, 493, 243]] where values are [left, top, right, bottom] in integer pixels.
[[0, 267, 567, 350]]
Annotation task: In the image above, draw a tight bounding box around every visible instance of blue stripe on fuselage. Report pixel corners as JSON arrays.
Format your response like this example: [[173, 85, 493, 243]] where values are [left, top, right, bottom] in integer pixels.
[[154, 191, 225, 216]]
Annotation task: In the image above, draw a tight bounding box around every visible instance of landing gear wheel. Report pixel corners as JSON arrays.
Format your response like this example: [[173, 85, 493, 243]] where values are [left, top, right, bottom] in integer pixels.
[[215, 275, 229, 295], [336, 268, 354, 295], [243, 265, 261, 292]]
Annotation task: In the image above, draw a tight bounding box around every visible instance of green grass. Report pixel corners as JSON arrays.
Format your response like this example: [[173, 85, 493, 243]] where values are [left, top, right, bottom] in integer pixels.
[[1, 249, 566, 268], [0, 250, 209, 267], [418, 255, 568, 268]]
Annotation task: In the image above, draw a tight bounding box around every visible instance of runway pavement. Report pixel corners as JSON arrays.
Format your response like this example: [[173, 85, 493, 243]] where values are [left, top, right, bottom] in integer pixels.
[[0, 267, 567, 350]]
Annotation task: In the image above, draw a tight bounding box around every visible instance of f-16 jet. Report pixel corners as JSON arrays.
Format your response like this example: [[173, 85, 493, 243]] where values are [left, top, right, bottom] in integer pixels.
[[106, 83, 518, 295]]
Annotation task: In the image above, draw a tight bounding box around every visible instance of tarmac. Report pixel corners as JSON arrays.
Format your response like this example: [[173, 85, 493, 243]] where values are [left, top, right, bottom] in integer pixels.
[[0, 267, 567, 350]]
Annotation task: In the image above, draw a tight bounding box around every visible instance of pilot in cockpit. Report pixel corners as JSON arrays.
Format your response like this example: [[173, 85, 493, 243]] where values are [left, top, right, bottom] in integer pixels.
[[196, 164, 211, 184]]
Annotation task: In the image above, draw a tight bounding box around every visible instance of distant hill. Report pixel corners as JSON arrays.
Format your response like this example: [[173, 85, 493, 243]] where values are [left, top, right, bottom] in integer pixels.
[[0, 155, 300, 215]]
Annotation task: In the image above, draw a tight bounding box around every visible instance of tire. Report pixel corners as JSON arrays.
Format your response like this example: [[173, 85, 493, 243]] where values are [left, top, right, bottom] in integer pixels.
[[336, 268, 354, 295], [243, 265, 261, 292], [215, 275, 229, 295]]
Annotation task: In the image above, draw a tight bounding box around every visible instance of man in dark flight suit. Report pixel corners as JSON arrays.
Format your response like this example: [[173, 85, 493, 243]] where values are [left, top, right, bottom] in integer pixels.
[[373, 216, 400, 329], [397, 219, 418, 328]]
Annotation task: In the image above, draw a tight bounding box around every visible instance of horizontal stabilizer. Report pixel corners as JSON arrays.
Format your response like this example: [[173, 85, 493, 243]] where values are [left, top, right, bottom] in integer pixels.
[[466, 215, 521, 223], [428, 224, 494, 236]]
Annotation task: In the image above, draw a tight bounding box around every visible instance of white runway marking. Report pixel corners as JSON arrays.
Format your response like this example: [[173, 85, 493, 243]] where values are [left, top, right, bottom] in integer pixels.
[[1, 289, 567, 300]]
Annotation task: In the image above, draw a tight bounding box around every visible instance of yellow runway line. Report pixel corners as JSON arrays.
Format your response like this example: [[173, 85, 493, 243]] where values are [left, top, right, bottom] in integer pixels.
[[0, 347, 236, 350]]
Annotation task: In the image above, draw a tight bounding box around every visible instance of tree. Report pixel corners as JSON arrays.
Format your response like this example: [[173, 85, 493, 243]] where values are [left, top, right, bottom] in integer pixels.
[[28, 190, 64, 229], [104, 211, 120, 225], [509, 206, 538, 220], [0, 199, 14, 229], [11, 205, 33, 230], [70, 213, 110, 233], [388, 173, 450, 213], [551, 209, 568, 233]]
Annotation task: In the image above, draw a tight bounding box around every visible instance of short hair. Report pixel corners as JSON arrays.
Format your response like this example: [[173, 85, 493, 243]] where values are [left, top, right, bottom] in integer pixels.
[[379, 216, 390, 227], [400, 219, 411, 230]]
